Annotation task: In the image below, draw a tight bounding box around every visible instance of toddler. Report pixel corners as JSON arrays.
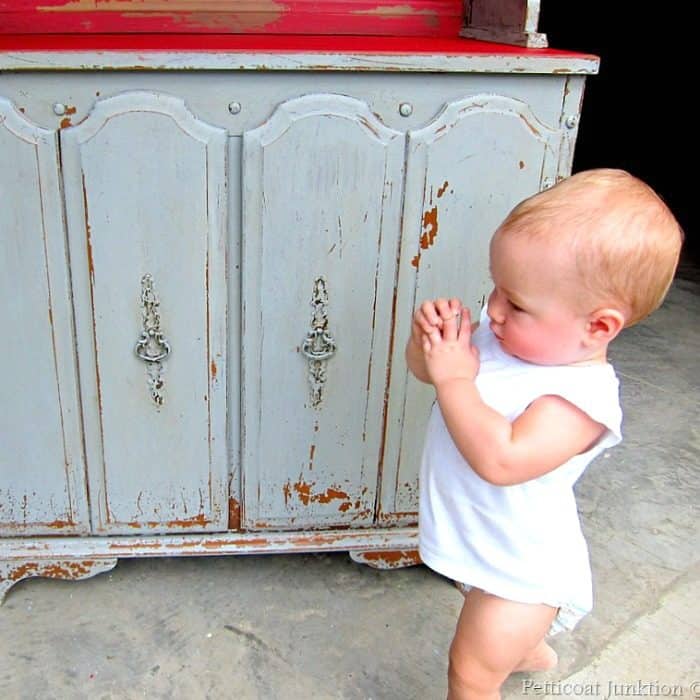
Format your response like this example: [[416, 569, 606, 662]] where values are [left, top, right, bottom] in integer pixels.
[[406, 169, 683, 699]]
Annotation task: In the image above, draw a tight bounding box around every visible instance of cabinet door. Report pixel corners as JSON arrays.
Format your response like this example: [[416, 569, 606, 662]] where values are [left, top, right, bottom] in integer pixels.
[[381, 93, 561, 521], [242, 95, 404, 530], [0, 98, 89, 535], [61, 91, 228, 534]]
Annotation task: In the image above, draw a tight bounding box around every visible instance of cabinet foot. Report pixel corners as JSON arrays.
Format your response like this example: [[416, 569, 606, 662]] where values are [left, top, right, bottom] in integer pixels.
[[349, 549, 422, 570], [0, 558, 118, 605]]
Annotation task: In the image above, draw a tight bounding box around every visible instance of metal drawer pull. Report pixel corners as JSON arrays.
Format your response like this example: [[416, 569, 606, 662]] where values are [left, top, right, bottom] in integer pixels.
[[135, 273, 171, 406], [302, 328, 336, 361], [302, 278, 336, 407], [135, 330, 171, 363]]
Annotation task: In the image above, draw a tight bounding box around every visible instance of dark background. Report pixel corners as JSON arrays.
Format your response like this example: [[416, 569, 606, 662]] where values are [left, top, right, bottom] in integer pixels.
[[539, 5, 695, 265]]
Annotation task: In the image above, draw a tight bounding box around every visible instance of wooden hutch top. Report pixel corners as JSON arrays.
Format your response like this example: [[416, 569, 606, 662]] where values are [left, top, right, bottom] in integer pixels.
[[0, 0, 598, 74]]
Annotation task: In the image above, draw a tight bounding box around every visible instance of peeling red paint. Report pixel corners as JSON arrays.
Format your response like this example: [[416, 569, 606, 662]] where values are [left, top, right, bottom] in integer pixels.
[[228, 497, 241, 530], [123, 513, 210, 529], [420, 205, 438, 250], [352, 549, 422, 568], [47, 519, 74, 529], [210, 359, 217, 378], [108, 541, 164, 550], [160, 538, 272, 550], [286, 479, 355, 511], [378, 510, 418, 525], [437, 180, 449, 198], [294, 480, 349, 506], [6, 559, 109, 582], [218, 538, 270, 548], [59, 116, 71, 129]]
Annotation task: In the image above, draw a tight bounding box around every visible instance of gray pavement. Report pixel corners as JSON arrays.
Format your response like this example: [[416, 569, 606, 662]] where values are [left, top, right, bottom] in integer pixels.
[[1, 265, 698, 700]]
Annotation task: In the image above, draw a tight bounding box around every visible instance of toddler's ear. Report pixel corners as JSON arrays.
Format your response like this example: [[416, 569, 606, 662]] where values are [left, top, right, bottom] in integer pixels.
[[585, 309, 625, 345]]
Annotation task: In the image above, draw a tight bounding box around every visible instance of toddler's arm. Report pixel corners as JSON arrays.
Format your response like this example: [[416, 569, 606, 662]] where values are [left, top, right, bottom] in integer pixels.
[[421, 315, 606, 486]]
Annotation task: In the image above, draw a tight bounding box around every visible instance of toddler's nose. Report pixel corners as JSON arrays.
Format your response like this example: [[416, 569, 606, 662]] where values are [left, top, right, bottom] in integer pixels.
[[486, 291, 503, 323]]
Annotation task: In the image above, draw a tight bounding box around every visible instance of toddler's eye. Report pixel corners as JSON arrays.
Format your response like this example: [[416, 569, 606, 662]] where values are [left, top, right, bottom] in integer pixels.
[[508, 300, 525, 312]]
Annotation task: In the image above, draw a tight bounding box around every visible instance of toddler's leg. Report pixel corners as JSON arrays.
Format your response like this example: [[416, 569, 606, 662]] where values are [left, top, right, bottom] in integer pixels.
[[447, 587, 557, 700]]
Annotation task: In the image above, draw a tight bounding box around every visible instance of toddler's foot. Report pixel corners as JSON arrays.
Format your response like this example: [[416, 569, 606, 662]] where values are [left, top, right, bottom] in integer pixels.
[[513, 640, 558, 672]]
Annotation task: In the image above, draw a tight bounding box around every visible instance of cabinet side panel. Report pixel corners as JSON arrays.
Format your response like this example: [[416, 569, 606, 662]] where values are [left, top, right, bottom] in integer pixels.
[[242, 95, 404, 530], [383, 93, 561, 519], [62, 92, 228, 533], [0, 98, 89, 535]]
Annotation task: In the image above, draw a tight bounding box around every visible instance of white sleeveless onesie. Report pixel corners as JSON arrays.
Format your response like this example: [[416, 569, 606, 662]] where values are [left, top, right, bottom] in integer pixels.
[[418, 310, 622, 633]]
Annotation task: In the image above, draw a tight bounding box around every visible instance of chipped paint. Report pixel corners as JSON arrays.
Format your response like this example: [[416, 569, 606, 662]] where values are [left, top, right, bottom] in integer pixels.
[[0, 558, 118, 603], [293, 480, 350, 507], [353, 3, 434, 16], [108, 541, 164, 550], [420, 205, 438, 249], [124, 513, 210, 529], [34, 0, 284, 33], [82, 175, 94, 282], [228, 497, 241, 530], [47, 519, 74, 529], [14, 0, 463, 36], [0, 528, 419, 600], [281, 478, 361, 513], [57, 104, 77, 128], [0, 517, 76, 531], [349, 549, 421, 569], [378, 510, 418, 525], [519, 112, 541, 137], [413, 180, 451, 268]]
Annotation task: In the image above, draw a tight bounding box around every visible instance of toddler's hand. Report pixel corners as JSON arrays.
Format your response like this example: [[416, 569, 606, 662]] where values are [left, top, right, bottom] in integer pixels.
[[411, 298, 462, 346], [421, 307, 480, 385]]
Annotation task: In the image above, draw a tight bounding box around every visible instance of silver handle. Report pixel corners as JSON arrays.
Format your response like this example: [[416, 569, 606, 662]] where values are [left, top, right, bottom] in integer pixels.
[[135, 329, 171, 363], [135, 274, 170, 406], [302, 328, 336, 361], [303, 277, 336, 407]]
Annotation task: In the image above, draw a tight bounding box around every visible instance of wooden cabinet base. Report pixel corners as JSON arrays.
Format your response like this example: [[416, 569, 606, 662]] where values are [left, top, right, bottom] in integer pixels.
[[0, 528, 418, 603], [0, 558, 118, 604]]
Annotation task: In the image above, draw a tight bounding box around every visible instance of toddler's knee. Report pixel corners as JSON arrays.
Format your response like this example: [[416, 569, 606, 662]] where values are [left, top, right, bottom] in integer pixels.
[[448, 645, 500, 697]]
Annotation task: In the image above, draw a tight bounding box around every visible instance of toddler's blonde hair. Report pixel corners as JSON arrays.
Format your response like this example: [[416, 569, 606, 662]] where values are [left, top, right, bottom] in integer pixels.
[[495, 169, 684, 326]]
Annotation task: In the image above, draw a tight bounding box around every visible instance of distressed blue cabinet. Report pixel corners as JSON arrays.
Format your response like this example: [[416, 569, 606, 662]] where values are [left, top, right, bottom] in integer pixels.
[[0, 97, 90, 536], [0, 42, 597, 600]]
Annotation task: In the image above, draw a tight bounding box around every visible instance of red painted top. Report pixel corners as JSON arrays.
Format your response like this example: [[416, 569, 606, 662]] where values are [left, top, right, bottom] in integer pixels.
[[1, 0, 464, 37], [0, 33, 593, 60]]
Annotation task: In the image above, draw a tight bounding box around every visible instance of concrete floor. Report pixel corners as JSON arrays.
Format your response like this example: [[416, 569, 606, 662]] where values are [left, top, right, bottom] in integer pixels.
[[1, 266, 698, 700]]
